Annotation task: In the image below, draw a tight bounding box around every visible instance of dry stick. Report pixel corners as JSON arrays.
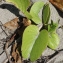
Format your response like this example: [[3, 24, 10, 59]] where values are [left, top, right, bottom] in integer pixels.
[[3, 56, 12, 63], [5, 34, 16, 63], [5, 41, 12, 63]]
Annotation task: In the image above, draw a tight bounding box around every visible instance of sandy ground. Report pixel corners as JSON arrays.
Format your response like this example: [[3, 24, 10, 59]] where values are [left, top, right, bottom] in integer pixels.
[[0, 0, 63, 63]]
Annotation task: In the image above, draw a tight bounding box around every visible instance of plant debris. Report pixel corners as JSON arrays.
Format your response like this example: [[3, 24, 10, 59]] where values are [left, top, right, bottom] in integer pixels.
[[4, 41, 22, 63], [22, 18, 31, 26], [4, 34, 16, 63], [49, 0, 63, 11], [11, 41, 22, 63], [3, 17, 19, 31], [0, 17, 32, 63]]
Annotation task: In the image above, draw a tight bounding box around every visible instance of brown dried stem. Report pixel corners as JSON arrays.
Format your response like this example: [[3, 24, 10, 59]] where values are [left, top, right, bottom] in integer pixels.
[[5, 34, 16, 63]]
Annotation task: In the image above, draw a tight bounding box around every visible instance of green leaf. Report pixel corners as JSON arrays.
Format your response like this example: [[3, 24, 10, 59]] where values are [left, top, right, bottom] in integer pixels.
[[48, 32, 60, 49], [48, 22, 58, 33], [6, 0, 32, 19], [24, 11, 32, 19], [30, 30, 49, 61], [21, 25, 39, 59], [42, 4, 50, 24], [6, 0, 30, 12], [30, 1, 44, 24]]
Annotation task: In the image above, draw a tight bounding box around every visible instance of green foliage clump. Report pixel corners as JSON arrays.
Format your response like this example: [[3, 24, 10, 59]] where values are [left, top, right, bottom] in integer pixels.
[[6, 0, 60, 61]]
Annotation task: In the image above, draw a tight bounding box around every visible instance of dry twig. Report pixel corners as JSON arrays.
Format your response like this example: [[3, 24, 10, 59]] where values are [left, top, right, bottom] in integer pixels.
[[5, 34, 16, 63]]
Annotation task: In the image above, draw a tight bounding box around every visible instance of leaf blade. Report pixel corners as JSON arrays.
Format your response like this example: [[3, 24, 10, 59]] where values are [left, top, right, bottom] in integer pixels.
[[30, 30, 49, 61], [21, 25, 39, 58], [48, 32, 60, 49], [30, 1, 44, 24], [6, 0, 32, 19], [42, 4, 50, 24]]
